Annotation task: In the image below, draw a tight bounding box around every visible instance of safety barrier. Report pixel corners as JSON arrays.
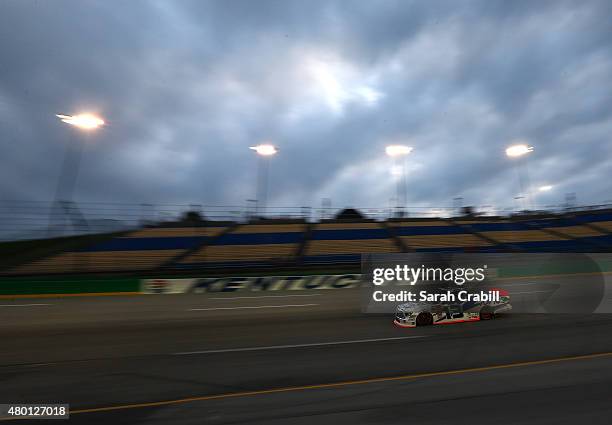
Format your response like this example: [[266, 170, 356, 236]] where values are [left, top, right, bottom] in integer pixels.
[[0, 277, 140, 297]]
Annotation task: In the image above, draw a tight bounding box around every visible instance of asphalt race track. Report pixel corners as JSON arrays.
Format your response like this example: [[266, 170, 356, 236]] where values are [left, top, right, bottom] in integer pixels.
[[1, 290, 612, 424]]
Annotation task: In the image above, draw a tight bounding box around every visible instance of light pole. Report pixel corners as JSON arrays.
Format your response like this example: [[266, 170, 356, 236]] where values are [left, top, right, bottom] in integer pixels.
[[536, 185, 553, 210], [505, 143, 534, 211], [249, 144, 278, 217], [54, 113, 105, 201], [453, 197, 464, 216], [386, 145, 413, 217], [49, 113, 104, 236]]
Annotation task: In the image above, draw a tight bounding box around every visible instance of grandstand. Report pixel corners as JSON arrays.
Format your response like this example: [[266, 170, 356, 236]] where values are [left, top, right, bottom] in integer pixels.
[[6, 225, 227, 275], [2, 209, 612, 276], [389, 219, 492, 251], [303, 221, 399, 264], [179, 222, 306, 267]]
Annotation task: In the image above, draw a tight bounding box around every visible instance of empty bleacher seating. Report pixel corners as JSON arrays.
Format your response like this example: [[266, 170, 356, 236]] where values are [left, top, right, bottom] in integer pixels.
[[568, 212, 612, 233], [464, 217, 612, 251], [9, 250, 185, 274], [5, 210, 612, 275], [180, 223, 306, 265], [303, 222, 399, 263], [390, 220, 492, 251], [7, 226, 226, 274], [124, 227, 226, 238]]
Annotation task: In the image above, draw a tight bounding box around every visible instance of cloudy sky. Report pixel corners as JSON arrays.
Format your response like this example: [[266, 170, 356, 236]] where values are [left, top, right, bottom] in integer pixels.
[[1, 0, 611, 214]]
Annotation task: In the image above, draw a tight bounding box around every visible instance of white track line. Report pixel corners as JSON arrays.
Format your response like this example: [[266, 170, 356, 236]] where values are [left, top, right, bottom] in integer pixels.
[[0, 303, 53, 307], [174, 335, 428, 355], [209, 294, 322, 300], [189, 303, 319, 311]]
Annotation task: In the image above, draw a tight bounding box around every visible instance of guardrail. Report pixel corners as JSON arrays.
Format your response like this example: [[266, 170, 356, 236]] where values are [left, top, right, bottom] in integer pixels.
[[4, 199, 610, 242]]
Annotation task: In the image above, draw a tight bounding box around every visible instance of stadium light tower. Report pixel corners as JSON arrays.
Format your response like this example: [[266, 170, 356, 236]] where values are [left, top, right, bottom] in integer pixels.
[[505, 142, 534, 211], [386, 145, 413, 216], [250, 144, 278, 216], [49, 113, 105, 236], [53, 113, 105, 201]]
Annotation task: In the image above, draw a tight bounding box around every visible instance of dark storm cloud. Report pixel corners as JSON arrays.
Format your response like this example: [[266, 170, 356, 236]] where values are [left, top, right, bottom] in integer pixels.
[[1, 0, 611, 215]]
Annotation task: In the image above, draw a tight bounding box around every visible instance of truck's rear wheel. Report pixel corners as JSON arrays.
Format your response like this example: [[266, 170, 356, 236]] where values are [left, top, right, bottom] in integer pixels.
[[416, 312, 433, 326]]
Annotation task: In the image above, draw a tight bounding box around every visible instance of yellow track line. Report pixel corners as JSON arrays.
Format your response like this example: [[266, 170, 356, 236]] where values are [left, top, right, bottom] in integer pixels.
[[67, 351, 612, 415]]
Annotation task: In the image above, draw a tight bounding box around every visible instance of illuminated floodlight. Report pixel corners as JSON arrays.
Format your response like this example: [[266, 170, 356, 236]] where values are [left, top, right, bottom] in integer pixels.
[[56, 113, 105, 130], [505, 144, 534, 157], [250, 144, 278, 156], [385, 145, 413, 157], [539, 185, 553, 192]]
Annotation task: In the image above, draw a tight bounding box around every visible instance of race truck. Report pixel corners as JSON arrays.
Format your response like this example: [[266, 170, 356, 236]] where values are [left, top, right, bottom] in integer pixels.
[[393, 288, 511, 327]]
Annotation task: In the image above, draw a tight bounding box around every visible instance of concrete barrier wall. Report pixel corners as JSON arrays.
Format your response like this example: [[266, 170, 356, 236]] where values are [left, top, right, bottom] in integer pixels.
[[0, 277, 140, 296], [0, 274, 361, 297], [141, 274, 362, 294]]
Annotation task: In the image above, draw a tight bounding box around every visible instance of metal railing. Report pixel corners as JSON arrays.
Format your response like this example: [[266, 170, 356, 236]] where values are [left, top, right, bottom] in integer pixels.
[[1, 199, 611, 242]]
